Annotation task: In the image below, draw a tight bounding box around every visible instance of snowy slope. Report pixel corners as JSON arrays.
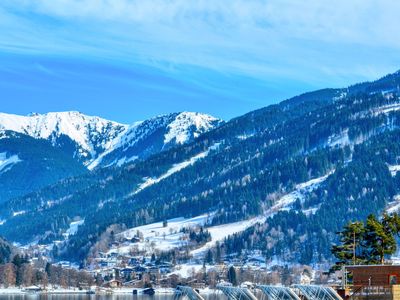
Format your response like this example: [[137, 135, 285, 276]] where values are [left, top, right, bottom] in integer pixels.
[[163, 112, 221, 144], [106, 172, 332, 258], [0, 111, 128, 166], [132, 143, 220, 195], [0, 152, 21, 174], [0, 111, 223, 169], [88, 112, 224, 169]]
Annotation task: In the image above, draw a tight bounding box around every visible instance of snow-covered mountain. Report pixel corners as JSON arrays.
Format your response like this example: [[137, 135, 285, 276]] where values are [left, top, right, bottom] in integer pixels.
[[0, 111, 128, 166], [89, 112, 224, 169], [0, 111, 223, 169], [2, 69, 400, 266]]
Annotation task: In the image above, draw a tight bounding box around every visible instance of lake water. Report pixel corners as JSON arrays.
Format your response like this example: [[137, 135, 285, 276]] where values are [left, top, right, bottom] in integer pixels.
[[0, 295, 227, 300]]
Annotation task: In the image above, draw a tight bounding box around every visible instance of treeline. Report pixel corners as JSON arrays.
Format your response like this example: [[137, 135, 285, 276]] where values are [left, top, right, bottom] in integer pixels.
[[0, 254, 94, 288], [182, 226, 211, 245]]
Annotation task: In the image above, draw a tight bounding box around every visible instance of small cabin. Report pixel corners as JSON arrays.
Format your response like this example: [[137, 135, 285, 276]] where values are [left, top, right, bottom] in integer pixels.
[[346, 265, 400, 286], [104, 279, 123, 289]]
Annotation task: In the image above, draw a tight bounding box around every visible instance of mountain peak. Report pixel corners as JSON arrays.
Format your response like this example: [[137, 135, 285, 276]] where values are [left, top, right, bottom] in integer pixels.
[[165, 111, 223, 145], [0, 111, 128, 164], [88, 111, 223, 169], [0, 110, 223, 170]]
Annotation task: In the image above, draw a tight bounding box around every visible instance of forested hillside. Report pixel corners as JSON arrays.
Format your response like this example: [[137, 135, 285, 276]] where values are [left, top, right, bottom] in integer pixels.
[[0, 70, 399, 265], [0, 131, 88, 202]]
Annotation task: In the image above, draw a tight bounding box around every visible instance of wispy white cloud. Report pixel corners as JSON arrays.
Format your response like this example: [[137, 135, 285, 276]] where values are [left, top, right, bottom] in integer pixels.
[[1, 0, 400, 88]]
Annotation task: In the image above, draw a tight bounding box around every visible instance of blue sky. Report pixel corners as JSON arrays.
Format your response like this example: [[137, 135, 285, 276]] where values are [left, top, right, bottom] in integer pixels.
[[1, 1, 400, 124]]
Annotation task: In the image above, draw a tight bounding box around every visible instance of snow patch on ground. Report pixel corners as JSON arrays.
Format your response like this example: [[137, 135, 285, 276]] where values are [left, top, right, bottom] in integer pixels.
[[63, 219, 84, 238], [389, 165, 400, 176], [326, 129, 350, 148], [374, 103, 400, 115], [0, 152, 22, 173], [274, 171, 334, 215], [172, 264, 205, 278], [302, 206, 320, 216], [12, 210, 26, 217], [236, 133, 255, 140], [132, 143, 220, 195], [386, 195, 400, 214]]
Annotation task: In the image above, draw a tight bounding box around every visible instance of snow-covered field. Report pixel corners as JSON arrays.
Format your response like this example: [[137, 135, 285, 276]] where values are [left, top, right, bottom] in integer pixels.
[[111, 172, 332, 259], [116, 214, 212, 254], [190, 217, 263, 258]]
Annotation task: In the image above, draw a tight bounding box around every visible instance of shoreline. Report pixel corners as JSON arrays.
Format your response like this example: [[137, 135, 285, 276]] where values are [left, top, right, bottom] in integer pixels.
[[0, 287, 178, 295]]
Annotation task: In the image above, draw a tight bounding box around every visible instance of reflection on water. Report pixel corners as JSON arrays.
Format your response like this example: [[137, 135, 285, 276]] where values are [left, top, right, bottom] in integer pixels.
[[0, 295, 227, 300]]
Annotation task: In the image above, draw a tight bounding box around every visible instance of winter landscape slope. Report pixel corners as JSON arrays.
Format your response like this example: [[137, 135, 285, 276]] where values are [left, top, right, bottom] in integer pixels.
[[1, 70, 400, 266], [0, 131, 88, 202], [0, 111, 222, 202], [88, 112, 223, 169], [0, 111, 222, 170], [0, 111, 128, 166]]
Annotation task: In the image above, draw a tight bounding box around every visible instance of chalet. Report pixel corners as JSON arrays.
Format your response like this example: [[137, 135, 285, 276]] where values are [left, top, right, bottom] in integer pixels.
[[103, 279, 123, 289], [129, 237, 141, 243], [346, 265, 400, 286]]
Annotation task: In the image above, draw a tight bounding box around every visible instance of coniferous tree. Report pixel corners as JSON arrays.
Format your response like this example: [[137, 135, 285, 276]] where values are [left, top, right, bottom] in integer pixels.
[[364, 214, 396, 264], [331, 221, 365, 269], [227, 266, 237, 286]]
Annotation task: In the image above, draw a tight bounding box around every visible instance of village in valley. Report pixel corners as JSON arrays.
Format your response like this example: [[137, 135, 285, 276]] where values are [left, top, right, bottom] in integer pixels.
[[16, 215, 324, 295]]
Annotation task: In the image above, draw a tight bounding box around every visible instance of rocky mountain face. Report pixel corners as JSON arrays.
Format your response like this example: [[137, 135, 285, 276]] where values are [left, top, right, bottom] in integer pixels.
[[0, 111, 127, 166], [88, 112, 224, 169]]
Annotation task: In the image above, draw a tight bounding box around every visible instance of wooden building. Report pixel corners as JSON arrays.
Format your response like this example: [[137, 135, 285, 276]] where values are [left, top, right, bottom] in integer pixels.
[[346, 265, 400, 286], [103, 279, 123, 288]]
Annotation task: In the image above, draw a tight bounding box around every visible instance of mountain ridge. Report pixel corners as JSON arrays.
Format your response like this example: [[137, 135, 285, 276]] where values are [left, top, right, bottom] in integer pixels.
[[0, 111, 223, 169], [1, 69, 400, 266]]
